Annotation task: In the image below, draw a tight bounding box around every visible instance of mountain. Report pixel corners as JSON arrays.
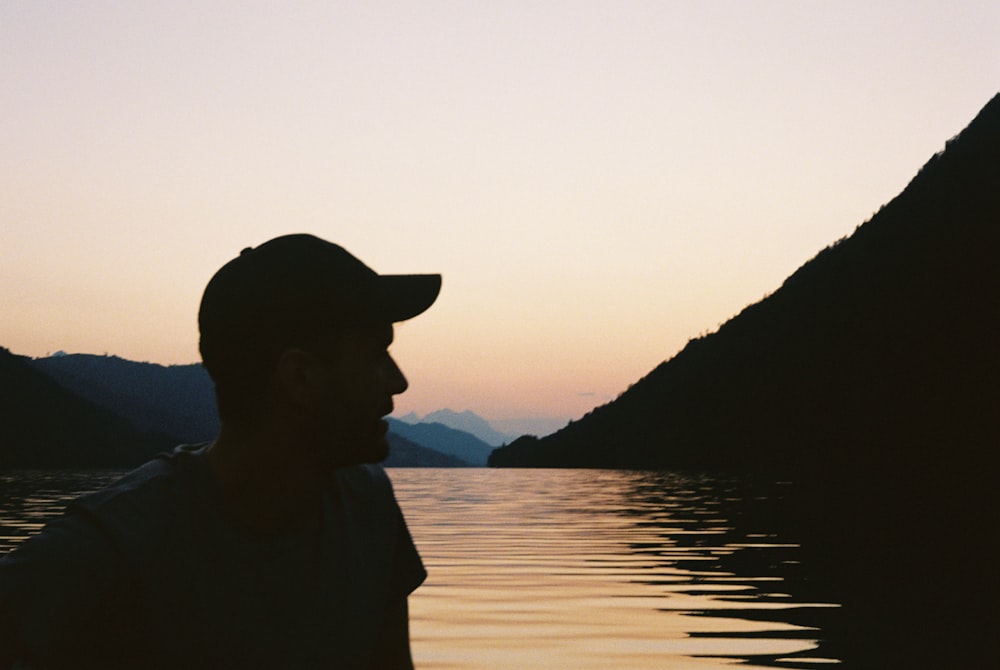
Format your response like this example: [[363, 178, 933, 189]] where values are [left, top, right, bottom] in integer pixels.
[[490, 93, 1000, 474], [400, 410, 565, 444], [489, 416, 568, 440], [386, 417, 493, 466], [0, 347, 170, 468], [398, 409, 514, 446], [26, 351, 462, 468], [30, 354, 219, 444], [384, 432, 469, 467], [488, 95, 1000, 665]]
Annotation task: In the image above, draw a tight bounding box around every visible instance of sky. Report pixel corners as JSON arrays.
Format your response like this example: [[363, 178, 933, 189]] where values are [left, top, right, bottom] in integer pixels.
[[2, 2, 998, 433]]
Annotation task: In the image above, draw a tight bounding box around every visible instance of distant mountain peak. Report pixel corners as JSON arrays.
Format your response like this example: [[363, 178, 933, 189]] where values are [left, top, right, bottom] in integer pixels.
[[405, 408, 514, 447], [397, 411, 421, 424]]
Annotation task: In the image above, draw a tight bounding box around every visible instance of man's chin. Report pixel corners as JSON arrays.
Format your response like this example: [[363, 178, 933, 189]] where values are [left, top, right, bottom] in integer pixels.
[[361, 434, 390, 464], [321, 430, 390, 468]]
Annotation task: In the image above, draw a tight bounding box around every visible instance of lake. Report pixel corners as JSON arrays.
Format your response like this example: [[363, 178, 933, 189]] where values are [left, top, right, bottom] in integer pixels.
[[0, 467, 844, 668]]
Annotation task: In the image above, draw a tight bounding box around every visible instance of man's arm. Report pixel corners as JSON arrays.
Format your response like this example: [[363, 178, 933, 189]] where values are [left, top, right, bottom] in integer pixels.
[[0, 512, 145, 668]]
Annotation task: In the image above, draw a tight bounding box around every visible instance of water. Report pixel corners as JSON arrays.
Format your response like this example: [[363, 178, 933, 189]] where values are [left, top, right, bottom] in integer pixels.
[[395, 469, 839, 669], [0, 470, 124, 549], [1, 468, 841, 668]]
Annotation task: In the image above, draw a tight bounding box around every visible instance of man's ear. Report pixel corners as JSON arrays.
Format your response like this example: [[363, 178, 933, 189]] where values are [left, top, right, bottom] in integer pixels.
[[275, 349, 324, 406]]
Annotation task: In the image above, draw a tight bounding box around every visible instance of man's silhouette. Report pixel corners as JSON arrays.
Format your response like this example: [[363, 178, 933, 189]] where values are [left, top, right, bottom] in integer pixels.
[[0, 234, 441, 668]]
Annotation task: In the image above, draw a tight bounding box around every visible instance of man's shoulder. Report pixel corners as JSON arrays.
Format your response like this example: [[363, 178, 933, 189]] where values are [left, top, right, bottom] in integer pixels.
[[331, 462, 395, 501], [71, 443, 211, 542], [76, 444, 207, 506], [335, 461, 389, 485], [329, 463, 404, 529]]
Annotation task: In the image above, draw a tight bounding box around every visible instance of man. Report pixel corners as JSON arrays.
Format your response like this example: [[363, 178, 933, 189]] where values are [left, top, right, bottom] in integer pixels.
[[0, 234, 441, 668]]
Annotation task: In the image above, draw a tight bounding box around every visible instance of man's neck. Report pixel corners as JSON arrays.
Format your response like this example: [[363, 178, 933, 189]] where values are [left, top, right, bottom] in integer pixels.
[[206, 422, 325, 535]]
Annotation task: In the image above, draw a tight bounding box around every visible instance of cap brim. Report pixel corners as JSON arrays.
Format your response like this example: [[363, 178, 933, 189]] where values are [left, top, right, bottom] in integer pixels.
[[377, 274, 442, 322]]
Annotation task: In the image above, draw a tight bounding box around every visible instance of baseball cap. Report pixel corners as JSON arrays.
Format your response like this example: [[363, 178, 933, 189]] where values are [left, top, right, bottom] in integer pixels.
[[198, 233, 441, 378]]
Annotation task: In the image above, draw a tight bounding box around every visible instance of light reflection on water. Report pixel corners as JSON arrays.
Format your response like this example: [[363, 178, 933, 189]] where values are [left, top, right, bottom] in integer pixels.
[[0, 470, 123, 549], [391, 468, 840, 669], [0, 468, 841, 668]]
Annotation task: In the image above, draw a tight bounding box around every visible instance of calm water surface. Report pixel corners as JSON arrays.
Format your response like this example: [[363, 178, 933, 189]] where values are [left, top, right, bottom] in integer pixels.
[[0, 468, 841, 668]]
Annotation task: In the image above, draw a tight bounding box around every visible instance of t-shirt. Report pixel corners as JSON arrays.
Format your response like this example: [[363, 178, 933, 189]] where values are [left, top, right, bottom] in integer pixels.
[[0, 444, 426, 669]]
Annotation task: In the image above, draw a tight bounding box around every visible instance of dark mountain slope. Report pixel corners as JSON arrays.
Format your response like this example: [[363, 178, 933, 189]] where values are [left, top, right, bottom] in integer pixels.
[[30, 354, 219, 444], [0, 348, 170, 468], [384, 432, 469, 467], [386, 418, 493, 466], [489, 94, 1000, 666], [491, 93, 999, 475], [26, 352, 465, 468]]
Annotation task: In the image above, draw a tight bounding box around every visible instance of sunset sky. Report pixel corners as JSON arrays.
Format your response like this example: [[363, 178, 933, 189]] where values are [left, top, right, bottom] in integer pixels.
[[3, 2, 998, 432]]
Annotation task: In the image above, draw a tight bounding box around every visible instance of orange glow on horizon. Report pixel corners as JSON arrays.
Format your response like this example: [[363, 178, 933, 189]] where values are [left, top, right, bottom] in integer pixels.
[[3, 2, 997, 423]]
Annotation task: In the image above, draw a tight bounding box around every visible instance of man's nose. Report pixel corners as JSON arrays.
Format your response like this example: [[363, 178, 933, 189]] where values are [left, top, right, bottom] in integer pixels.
[[387, 355, 408, 395]]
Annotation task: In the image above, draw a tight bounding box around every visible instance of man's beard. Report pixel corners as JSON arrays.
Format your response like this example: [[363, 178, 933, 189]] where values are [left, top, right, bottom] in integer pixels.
[[311, 417, 390, 468]]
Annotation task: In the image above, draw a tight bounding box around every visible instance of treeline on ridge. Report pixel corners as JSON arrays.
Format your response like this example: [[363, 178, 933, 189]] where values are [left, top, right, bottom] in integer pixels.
[[490, 93, 1000, 478]]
